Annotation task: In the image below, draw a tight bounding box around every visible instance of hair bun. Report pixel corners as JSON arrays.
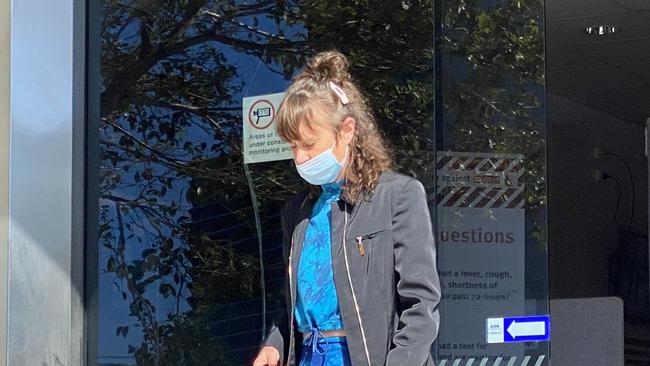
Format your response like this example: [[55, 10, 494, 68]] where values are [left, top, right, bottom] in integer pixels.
[[305, 50, 351, 84]]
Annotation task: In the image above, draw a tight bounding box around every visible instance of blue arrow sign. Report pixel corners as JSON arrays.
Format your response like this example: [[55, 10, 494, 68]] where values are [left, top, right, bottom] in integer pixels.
[[486, 315, 551, 344], [504, 315, 550, 342]]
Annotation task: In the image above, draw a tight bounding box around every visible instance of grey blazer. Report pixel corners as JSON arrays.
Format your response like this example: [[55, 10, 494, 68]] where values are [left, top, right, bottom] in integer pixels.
[[260, 171, 441, 366]]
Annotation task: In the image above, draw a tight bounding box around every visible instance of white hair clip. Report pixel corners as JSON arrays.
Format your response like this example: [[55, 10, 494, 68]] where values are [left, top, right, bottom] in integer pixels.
[[329, 81, 349, 105]]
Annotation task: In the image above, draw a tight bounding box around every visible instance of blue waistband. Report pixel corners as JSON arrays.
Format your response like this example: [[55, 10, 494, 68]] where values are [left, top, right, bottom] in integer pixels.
[[302, 326, 348, 354], [302, 335, 346, 345]]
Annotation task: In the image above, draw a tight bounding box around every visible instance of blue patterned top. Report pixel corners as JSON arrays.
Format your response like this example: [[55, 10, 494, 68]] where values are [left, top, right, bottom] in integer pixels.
[[295, 181, 345, 333]]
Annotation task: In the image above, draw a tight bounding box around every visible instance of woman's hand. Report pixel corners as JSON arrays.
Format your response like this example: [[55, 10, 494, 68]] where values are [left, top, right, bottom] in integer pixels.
[[252, 346, 281, 366]]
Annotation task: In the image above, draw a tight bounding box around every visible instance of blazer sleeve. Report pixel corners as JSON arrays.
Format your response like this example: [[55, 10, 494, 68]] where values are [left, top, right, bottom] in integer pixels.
[[385, 177, 441, 366], [257, 200, 292, 364]]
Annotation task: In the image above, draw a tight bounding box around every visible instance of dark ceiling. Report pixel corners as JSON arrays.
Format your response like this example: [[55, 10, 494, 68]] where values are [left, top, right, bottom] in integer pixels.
[[546, 0, 650, 127]]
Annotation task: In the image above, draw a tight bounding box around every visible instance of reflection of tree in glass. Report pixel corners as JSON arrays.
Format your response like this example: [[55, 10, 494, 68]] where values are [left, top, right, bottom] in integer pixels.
[[439, 0, 547, 246], [99, 1, 304, 364], [440, 0, 545, 207], [295, 0, 437, 188], [98, 0, 438, 364]]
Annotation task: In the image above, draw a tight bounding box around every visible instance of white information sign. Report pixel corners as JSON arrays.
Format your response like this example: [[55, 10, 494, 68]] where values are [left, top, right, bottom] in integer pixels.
[[242, 92, 293, 164], [436, 151, 526, 362]]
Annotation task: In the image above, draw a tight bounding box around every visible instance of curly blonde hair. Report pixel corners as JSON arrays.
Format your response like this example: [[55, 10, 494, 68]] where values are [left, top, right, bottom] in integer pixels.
[[275, 50, 393, 202]]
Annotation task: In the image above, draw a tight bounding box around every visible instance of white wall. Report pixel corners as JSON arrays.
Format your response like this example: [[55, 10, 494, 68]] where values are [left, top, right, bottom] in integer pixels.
[[548, 92, 648, 298], [8, 0, 77, 364], [0, 0, 10, 363]]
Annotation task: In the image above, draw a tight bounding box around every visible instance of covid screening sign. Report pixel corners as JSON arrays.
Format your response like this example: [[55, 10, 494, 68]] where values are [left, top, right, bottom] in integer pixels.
[[436, 151, 527, 362]]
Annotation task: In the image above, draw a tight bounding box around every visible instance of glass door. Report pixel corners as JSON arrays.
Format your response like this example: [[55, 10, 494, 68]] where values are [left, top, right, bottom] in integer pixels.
[[433, 0, 550, 364], [87, 1, 550, 365], [88, 2, 436, 365]]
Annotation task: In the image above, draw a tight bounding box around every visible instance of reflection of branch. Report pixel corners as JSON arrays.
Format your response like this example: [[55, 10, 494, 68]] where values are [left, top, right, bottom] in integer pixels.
[[262, 174, 292, 191], [107, 190, 261, 263], [125, 205, 158, 248], [105, 119, 190, 167], [203, 10, 287, 40], [185, 91, 225, 102], [163, 0, 206, 49], [173, 259, 191, 316], [163, 28, 306, 58], [101, 139, 241, 184], [114, 201, 160, 351], [107, 193, 189, 236], [455, 81, 516, 122], [204, 114, 241, 154], [206, 2, 276, 21], [187, 118, 228, 145], [254, 52, 286, 76], [131, 94, 241, 114], [102, 6, 307, 114]]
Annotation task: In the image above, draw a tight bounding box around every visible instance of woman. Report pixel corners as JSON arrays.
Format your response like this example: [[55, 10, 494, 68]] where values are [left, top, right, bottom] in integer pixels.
[[252, 51, 440, 366]]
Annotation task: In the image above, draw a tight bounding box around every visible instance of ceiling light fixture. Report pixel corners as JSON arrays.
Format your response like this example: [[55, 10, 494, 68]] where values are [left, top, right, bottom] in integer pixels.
[[585, 25, 618, 36]]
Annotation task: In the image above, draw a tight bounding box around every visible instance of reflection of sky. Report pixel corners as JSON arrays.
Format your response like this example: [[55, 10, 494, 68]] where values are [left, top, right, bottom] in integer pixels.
[[229, 16, 305, 99], [97, 7, 305, 363]]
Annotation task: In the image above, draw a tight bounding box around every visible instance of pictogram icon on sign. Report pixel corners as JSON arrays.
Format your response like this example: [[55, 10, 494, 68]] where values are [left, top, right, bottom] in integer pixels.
[[248, 99, 275, 130]]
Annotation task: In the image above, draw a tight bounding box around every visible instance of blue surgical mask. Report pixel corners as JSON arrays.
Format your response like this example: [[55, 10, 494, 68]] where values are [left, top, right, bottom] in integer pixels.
[[295, 142, 348, 185]]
